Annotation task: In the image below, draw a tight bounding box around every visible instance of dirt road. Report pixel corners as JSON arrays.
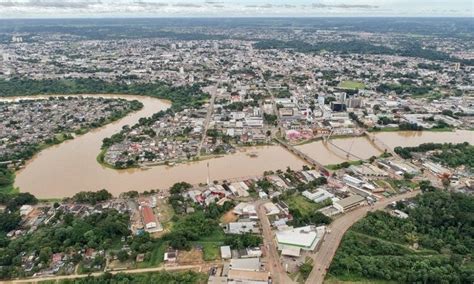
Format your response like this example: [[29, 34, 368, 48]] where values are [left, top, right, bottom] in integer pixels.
[[5, 264, 203, 284], [256, 201, 295, 284]]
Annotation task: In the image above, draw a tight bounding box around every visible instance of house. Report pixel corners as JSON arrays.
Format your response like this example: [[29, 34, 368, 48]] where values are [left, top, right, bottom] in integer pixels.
[[240, 247, 262, 258], [263, 202, 280, 215], [233, 202, 258, 219], [390, 209, 409, 219], [164, 249, 178, 263]]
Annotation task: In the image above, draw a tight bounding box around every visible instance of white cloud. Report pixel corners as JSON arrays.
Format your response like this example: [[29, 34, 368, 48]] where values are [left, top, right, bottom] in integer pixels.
[[0, 0, 471, 17]]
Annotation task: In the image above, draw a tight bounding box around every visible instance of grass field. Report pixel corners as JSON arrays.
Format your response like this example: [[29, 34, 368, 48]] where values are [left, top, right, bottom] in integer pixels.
[[136, 241, 168, 268], [283, 194, 327, 215], [338, 80, 365, 90], [200, 242, 222, 261], [193, 229, 226, 261]]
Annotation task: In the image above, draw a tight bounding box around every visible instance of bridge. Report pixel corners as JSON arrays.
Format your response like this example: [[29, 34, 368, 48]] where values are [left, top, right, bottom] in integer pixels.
[[322, 128, 365, 160], [275, 138, 329, 175], [363, 131, 399, 158], [325, 139, 365, 160]]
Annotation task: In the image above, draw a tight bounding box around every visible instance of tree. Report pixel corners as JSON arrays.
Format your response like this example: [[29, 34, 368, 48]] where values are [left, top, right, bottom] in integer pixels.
[[117, 250, 129, 262], [300, 262, 313, 279], [169, 182, 192, 195]]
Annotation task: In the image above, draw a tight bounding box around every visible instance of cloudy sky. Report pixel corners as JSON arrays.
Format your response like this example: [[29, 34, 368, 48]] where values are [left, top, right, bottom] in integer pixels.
[[0, 0, 471, 18]]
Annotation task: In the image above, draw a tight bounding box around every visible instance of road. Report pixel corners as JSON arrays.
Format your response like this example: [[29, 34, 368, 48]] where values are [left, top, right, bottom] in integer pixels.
[[5, 264, 203, 284], [256, 200, 295, 284], [196, 82, 219, 158], [305, 190, 420, 284]]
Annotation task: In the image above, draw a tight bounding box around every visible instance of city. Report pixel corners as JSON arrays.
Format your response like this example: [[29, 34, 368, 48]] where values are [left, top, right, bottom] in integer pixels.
[[0, 10, 473, 284]]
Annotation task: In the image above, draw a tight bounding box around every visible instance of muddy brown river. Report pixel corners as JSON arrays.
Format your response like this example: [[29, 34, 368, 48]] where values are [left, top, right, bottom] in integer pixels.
[[4, 95, 473, 198]]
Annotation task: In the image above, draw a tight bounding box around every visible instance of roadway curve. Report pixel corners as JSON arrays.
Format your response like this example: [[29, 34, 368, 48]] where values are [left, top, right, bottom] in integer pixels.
[[306, 190, 420, 284]]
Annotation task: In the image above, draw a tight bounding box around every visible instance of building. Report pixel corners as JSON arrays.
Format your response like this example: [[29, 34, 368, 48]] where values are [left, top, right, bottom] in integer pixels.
[[164, 249, 178, 263], [225, 221, 259, 234], [140, 206, 158, 230], [390, 209, 409, 219], [263, 202, 280, 215], [227, 270, 268, 283], [302, 189, 334, 203], [276, 225, 326, 255], [229, 258, 261, 272], [20, 205, 33, 216], [423, 161, 451, 177], [334, 195, 365, 213], [220, 246, 232, 260]]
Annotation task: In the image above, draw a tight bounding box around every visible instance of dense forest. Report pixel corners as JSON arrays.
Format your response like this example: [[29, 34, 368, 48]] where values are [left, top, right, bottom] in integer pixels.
[[395, 142, 474, 169], [0, 78, 208, 112], [329, 191, 474, 283]]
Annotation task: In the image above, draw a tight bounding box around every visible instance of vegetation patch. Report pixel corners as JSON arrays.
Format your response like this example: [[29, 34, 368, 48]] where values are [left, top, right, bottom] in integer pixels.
[[328, 191, 474, 283], [338, 80, 365, 90]]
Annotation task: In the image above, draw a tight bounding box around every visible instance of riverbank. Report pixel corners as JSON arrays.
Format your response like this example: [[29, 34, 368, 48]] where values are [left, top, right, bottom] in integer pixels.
[[368, 126, 455, 133], [7, 93, 473, 198], [0, 97, 144, 194]]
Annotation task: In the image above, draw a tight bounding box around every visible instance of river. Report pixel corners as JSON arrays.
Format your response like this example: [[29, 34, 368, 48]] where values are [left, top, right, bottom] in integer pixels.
[[6, 95, 305, 198], [296, 130, 474, 165], [4, 95, 473, 198]]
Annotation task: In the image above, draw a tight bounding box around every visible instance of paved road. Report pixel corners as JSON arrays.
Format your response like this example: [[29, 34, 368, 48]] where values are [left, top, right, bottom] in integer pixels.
[[305, 190, 420, 284], [197, 82, 218, 158], [5, 264, 203, 284], [256, 201, 295, 284]]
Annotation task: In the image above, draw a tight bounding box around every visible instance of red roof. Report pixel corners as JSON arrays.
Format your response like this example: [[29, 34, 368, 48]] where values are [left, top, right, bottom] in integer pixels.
[[141, 206, 156, 225]]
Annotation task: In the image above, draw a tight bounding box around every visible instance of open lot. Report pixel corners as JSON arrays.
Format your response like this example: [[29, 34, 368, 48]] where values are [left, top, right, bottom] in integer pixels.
[[338, 80, 366, 90], [283, 194, 326, 215]]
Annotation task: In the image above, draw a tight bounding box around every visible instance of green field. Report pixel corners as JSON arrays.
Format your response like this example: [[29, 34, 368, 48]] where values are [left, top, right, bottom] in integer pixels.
[[193, 229, 226, 261], [283, 194, 327, 215], [338, 80, 365, 90], [136, 241, 168, 268]]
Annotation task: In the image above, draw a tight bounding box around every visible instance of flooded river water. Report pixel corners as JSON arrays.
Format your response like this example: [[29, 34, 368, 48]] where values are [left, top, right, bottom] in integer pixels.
[[4, 95, 473, 198], [7, 95, 305, 198], [296, 130, 474, 165]]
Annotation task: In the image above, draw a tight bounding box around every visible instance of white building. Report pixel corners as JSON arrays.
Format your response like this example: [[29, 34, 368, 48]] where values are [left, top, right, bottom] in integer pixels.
[[276, 225, 326, 255], [220, 246, 232, 259]]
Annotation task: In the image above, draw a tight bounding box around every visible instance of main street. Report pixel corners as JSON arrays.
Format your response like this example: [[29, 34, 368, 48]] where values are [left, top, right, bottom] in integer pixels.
[[305, 190, 420, 284], [256, 200, 295, 284], [197, 81, 219, 158]]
